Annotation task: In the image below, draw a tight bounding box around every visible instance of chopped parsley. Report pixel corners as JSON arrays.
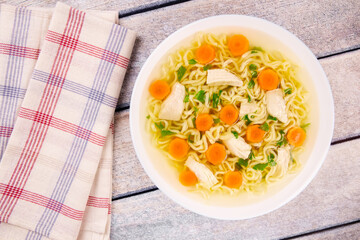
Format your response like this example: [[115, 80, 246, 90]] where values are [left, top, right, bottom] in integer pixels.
[[236, 158, 248, 168], [248, 150, 255, 160], [214, 118, 221, 124], [187, 134, 194, 143], [189, 59, 197, 65], [146, 115, 150, 119], [184, 88, 190, 103], [193, 106, 199, 114], [253, 153, 276, 170], [268, 153, 276, 166], [231, 131, 239, 139], [252, 46, 264, 52], [260, 122, 269, 131], [284, 88, 292, 95], [247, 94, 251, 103], [212, 90, 222, 108], [248, 79, 255, 89], [251, 50, 257, 54], [155, 122, 175, 137], [301, 123, 311, 132], [195, 90, 206, 103], [253, 162, 268, 171], [192, 117, 196, 127], [276, 130, 288, 147], [203, 64, 212, 71], [251, 71, 258, 78], [249, 64, 257, 71], [242, 114, 252, 125], [177, 66, 186, 81], [267, 115, 277, 121]]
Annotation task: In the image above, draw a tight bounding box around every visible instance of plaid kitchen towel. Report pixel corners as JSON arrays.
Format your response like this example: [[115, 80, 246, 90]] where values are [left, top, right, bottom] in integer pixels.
[[0, 2, 135, 239]]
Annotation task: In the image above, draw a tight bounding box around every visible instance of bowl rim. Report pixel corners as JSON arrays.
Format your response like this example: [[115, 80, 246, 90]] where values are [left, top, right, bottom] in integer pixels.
[[129, 14, 334, 220]]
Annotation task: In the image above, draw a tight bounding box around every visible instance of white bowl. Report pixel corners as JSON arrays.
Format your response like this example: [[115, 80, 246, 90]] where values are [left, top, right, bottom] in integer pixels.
[[130, 15, 334, 220]]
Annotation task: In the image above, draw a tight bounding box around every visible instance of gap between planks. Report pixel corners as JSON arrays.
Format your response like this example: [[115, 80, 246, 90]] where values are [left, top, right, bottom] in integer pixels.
[[280, 219, 360, 240], [118, 0, 192, 18]]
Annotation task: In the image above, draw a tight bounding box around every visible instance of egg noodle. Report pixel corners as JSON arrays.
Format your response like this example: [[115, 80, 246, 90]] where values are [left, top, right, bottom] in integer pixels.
[[146, 33, 309, 198]]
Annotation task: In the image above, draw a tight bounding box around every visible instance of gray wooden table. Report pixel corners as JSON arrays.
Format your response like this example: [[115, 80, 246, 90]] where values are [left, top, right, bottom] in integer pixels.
[[3, 0, 360, 239]]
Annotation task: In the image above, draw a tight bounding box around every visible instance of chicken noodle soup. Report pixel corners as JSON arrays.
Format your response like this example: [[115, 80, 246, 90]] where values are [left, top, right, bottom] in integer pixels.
[[146, 33, 309, 198]]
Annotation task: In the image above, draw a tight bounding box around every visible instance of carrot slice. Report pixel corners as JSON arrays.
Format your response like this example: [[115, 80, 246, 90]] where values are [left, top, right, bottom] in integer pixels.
[[219, 104, 239, 125], [246, 125, 266, 143], [195, 44, 216, 64], [258, 69, 279, 91], [287, 127, 306, 147], [149, 80, 170, 100], [179, 169, 198, 186], [206, 143, 227, 165], [224, 171, 242, 188], [196, 113, 213, 131], [228, 34, 249, 57], [169, 138, 189, 159]]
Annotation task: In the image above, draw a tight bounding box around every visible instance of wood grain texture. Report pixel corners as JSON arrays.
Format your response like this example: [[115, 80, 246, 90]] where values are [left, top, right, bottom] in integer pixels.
[[0, 0, 177, 13], [111, 138, 360, 239], [295, 222, 360, 240], [112, 49, 360, 197], [117, 0, 360, 107]]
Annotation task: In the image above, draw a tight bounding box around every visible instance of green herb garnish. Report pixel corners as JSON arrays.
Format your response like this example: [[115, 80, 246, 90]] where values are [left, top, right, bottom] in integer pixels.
[[300, 123, 311, 132], [187, 134, 194, 143], [260, 122, 269, 131], [248, 150, 254, 160], [193, 106, 199, 114], [192, 117, 196, 127], [276, 130, 288, 147], [237, 158, 248, 168], [242, 114, 252, 125], [284, 88, 292, 95], [155, 122, 175, 137], [267, 115, 277, 121], [251, 71, 258, 78], [203, 64, 212, 71], [212, 90, 222, 108], [249, 64, 257, 71], [146, 115, 150, 119], [231, 131, 239, 139], [248, 79, 255, 89], [195, 90, 206, 103], [268, 153, 276, 166], [177, 65, 186, 81], [251, 50, 257, 54], [155, 122, 164, 130], [184, 88, 190, 103], [252, 46, 264, 52], [253, 163, 268, 171], [184, 95, 189, 103], [161, 130, 175, 137], [214, 118, 221, 124], [189, 59, 197, 65], [247, 95, 251, 103]]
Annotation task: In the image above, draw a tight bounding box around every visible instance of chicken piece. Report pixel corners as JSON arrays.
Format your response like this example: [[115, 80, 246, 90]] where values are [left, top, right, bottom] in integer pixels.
[[158, 82, 185, 121], [277, 146, 291, 174], [185, 156, 218, 188], [265, 89, 288, 123], [223, 135, 252, 159], [206, 69, 242, 86], [239, 102, 257, 118]]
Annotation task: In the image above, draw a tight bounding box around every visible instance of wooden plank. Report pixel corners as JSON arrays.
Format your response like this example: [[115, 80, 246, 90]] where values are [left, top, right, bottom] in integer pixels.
[[112, 49, 360, 197], [110, 138, 360, 239], [1, 0, 179, 13], [117, 0, 360, 107], [294, 222, 360, 240]]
